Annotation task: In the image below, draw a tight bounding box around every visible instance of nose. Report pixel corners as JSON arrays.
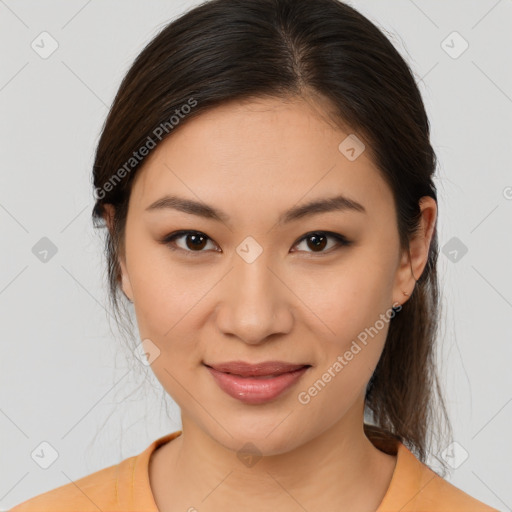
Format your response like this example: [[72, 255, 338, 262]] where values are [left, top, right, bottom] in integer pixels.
[[214, 256, 294, 345]]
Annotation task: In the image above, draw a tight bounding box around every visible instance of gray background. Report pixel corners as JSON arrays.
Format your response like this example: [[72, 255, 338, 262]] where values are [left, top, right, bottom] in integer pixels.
[[1, 0, 511, 510]]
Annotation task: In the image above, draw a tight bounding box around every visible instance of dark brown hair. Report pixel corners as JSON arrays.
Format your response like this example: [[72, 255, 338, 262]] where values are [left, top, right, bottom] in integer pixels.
[[91, 0, 452, 474]]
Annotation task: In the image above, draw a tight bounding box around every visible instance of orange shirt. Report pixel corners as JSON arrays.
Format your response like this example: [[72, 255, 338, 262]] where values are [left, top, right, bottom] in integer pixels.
[[10, 430, 499, 511]]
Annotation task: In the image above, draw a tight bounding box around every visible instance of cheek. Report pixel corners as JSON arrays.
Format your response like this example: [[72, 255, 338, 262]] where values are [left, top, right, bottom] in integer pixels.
[[291, 254, 394, 342], [295, 269, 394, 418], [126, 247, 219, 404], [291, 253, 395, 393], [127, 242, 208, 339], [128, 251, 205, 398]]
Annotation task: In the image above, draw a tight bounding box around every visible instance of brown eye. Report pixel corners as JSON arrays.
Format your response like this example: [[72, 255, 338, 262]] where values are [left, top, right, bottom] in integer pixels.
[[163, 231, 218, 253], [292, 231, 351, 254], [305, 233, 328, 252], [183, 232, 208, 250]]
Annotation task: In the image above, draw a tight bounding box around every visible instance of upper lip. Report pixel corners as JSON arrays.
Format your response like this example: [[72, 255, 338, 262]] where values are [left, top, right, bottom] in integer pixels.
[[204, 361, 310, 377]]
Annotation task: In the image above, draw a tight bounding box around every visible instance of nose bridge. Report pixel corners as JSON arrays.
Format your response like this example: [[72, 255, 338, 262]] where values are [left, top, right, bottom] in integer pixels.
[[216, 242, 292, 343], [236, 249, 276, 304], [233, 232, 278, 298]]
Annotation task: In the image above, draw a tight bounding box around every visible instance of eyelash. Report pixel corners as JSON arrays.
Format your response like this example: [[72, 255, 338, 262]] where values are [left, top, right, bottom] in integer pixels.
[[160, 230, 352, 257]]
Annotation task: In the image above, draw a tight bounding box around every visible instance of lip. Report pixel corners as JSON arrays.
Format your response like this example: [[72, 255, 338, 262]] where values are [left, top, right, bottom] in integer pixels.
[[204, 361, 311, 405], [204, 360, 309, 377]]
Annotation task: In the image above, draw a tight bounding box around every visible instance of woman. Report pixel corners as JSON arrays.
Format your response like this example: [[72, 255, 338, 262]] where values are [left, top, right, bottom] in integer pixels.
[[11, 0, 499, 510]]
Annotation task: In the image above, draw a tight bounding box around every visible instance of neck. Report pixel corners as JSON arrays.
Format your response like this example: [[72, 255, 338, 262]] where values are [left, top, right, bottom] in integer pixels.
[[149, 400, 397, 511]]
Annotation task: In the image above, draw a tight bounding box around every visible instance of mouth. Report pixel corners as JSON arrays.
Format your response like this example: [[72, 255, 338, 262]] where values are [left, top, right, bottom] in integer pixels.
[[203, 360, 311, 377], [203, 361, 311, 404]]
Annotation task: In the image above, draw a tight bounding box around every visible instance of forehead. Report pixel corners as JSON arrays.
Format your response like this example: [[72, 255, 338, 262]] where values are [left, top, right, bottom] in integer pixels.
[[129, 96, 395, 221]]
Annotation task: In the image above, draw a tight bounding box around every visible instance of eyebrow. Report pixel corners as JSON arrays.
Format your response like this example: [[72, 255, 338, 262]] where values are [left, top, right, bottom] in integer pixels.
[[145, 193, 367, 225]]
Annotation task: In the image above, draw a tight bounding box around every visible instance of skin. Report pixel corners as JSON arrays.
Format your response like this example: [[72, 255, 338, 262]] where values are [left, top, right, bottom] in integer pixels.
[[104, 95, 436, 512]]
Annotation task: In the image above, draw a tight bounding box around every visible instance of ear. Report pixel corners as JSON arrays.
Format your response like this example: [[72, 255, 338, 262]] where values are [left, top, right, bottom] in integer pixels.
[[392, 196, 437, 307], [103, 204, 134, 303]]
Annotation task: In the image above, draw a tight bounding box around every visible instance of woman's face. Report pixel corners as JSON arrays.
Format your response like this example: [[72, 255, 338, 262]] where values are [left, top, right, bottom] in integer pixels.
[[115, 96, 426, 455]]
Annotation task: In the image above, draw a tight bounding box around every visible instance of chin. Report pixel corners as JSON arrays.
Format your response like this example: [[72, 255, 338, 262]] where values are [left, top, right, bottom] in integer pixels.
[[209, 420, 307, 458]]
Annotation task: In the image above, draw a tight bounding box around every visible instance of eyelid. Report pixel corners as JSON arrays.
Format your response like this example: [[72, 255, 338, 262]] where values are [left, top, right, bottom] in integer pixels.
[[161, 230, 352, 256]]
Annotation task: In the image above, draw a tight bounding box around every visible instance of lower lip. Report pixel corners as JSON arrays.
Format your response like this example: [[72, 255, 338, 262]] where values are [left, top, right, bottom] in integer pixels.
[[206, 365, 310, 405]]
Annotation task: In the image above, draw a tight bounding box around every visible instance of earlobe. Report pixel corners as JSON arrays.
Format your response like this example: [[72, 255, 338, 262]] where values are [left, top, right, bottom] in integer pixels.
[[392, 196, 437, 306]]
